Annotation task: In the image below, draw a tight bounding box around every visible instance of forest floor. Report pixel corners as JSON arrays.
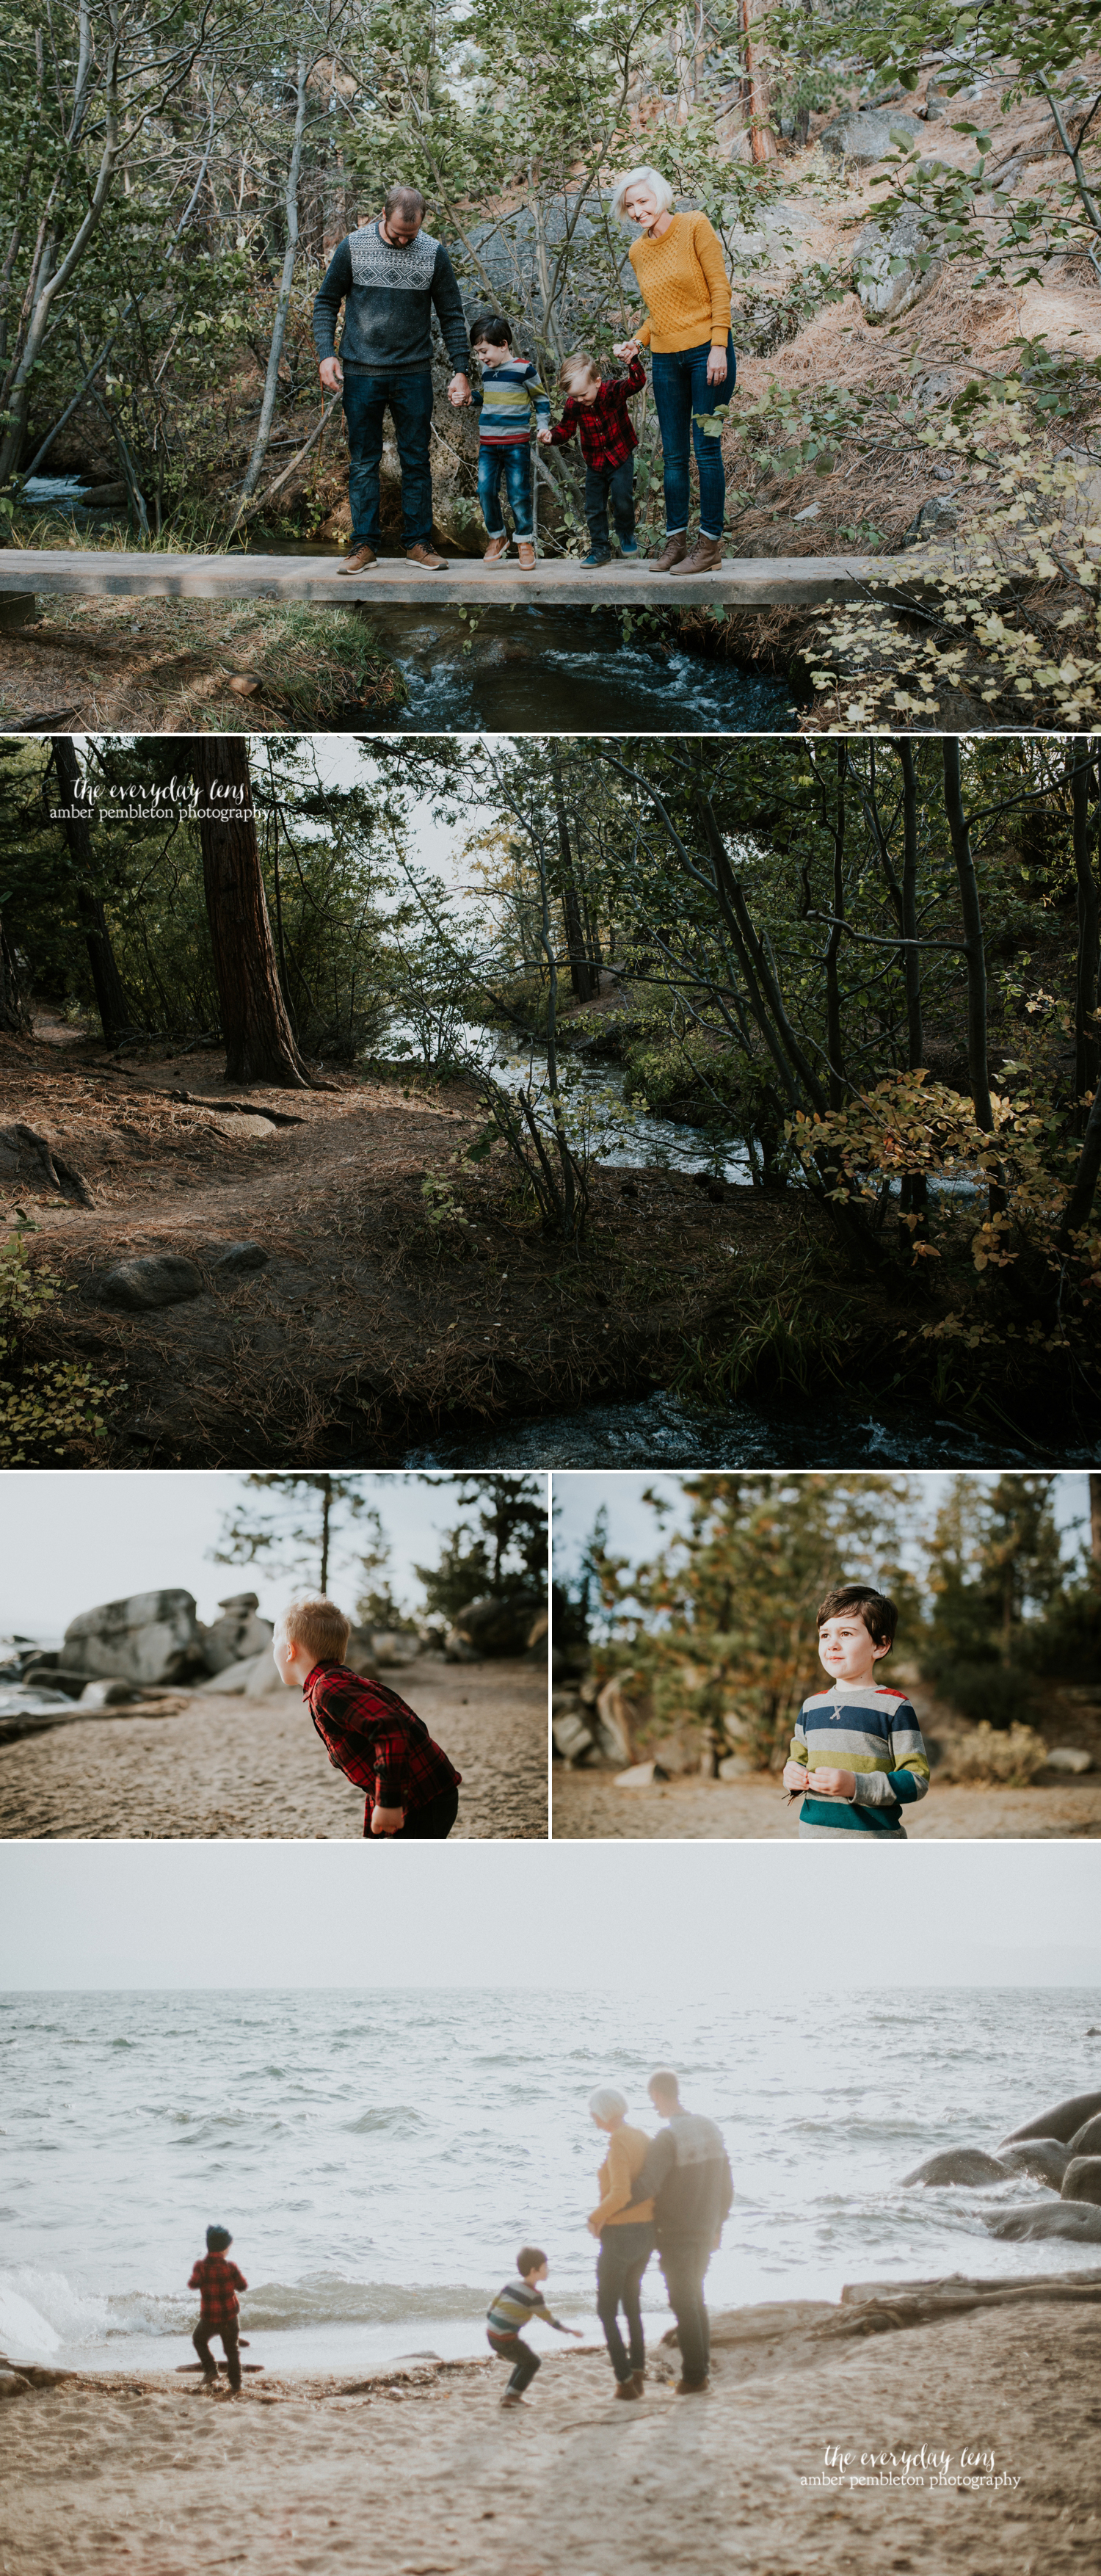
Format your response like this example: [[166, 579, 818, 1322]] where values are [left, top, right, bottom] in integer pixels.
[[0, 1652, 547, 1840], [0, 1017, 1093, 1468], [6, 2289, 1100, 2576], [0, 592, 404, 736]]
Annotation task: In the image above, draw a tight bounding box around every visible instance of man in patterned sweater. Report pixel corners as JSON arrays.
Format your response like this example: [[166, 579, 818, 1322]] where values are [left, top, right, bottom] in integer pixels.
[[273, 1595, 461, 1839], [313, 181, 471, 574], [783, 1584, 929, 1838]]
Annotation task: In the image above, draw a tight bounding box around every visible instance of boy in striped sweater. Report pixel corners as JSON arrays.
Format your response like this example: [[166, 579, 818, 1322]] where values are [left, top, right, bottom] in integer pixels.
[[783, 1584, 930, 1838], [470, 313, 550, 570], [487, 2246, 581, 2406]]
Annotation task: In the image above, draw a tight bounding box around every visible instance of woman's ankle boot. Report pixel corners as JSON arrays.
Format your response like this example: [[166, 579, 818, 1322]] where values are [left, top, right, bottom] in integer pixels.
[[649, 531, 688, 570], [669, 533, 724, 575]]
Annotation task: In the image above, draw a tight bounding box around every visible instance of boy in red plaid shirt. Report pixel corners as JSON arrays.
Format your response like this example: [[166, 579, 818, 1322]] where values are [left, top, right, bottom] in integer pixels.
[[539, 349, 647, 567], [273, 1594, 462, 1839], [189, 2224, 247, 2391]]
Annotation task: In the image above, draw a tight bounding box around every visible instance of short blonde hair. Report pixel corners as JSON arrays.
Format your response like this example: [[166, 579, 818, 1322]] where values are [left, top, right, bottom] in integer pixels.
[[559, 350, 600, 391], [611, 165, 675, 225], [275, 1594, 351, 1664]]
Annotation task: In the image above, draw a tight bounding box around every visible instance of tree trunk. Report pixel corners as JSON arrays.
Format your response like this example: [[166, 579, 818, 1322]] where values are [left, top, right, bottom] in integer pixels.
[[942, 739, 1004, 1213], [550, 747, 596, 1002], [0, 918, 29, 1033], [50, 736, 134, 1042], [232, 52, 310, 523], [824, 746, 846, 1109], [1071, 740, 1100, 1119], [1089, 1471, 1101, 1572], [1056, 1064, 1101, 1249], [738, 0, 779, 162], [187, 737, 314, 1086], [897, 739, 927, 1229], [320, 1476, 332, 1592]]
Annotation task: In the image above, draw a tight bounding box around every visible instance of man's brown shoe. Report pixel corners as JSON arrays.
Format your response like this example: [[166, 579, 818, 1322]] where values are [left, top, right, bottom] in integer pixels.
[[338, 543, 377, 575], [631, 2370, 646, 2395], [675, 2374, 710, 2394], [407, 541, 448, 570], [516, 540, 536, 570], [613, 2379, 641, 2399], [669, 534, 724, 576], [648, 532, 688, 571]]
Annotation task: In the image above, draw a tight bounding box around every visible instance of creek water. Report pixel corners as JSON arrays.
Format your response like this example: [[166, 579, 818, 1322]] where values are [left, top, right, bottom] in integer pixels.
[[247, 536, 793, 732], [354, 601, 793, 734], [1, 1986, 1094, 2379]]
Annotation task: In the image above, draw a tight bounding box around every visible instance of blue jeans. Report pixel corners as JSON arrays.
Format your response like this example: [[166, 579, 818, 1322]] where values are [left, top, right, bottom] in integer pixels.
[[341, 366, 434, 549], [584, 457, 636, 551], [650, 335, 736, 540], [478, 442, 533, 537]]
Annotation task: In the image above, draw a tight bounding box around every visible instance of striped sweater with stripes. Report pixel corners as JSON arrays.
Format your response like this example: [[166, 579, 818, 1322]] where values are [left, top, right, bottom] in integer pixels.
[[473, 358, 550, 444], [791, 1681, 930, 1838]]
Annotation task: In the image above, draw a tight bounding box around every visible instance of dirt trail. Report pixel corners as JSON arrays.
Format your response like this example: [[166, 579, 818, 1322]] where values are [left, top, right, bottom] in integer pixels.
[[552, 1770, 1101, 1840], [5, 2294, 1100, 2576], [0, 1656, 547, 1840], [0, 1033, 835, 1465]]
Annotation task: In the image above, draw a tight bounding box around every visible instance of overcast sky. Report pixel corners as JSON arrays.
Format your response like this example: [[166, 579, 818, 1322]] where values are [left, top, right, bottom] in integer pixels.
[[0, 1471, 546, 1641], [2, 1843, 1099, 1992], [552, 1470, 1094, 1592]]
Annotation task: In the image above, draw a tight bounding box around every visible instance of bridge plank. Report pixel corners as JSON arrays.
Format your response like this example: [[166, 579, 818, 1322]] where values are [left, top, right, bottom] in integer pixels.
[[0, 548, 929, 610]]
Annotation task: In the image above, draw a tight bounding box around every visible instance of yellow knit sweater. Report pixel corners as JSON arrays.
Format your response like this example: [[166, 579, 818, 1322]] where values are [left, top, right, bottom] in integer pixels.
[[628, 212, 732, 352]]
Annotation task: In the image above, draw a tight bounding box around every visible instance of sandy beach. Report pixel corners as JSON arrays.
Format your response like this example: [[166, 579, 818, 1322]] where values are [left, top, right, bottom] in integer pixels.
[[0, 1657, 548, 1839], [552, 1770, 1101, 1840], [5, 2277, 1100, 2576]]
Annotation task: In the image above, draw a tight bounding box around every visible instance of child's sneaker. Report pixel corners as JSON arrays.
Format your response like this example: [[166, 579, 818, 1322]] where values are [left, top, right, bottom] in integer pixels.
[[501, 2390, 526, 2406], [582, 547, 611, 568], [619, 540, 640, 558], [484, 534, 510, 564], [516, 540, 536, 569]]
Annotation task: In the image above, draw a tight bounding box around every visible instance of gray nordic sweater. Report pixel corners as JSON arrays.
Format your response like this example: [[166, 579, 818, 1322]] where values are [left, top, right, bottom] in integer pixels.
[[312, 222, 470, 375]]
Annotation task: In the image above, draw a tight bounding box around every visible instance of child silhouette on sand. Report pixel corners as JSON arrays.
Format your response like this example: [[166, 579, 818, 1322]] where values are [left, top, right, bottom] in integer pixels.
[[189, 2225, 247, 2392]]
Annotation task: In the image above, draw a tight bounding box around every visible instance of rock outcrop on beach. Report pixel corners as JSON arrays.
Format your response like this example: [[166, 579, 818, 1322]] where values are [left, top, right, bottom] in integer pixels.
[[199, 1594, 275, 1676], [901, 2148, 1014, 2188], [60, 1591, 209, 1688], [1000, 2088, 1101, 2147]]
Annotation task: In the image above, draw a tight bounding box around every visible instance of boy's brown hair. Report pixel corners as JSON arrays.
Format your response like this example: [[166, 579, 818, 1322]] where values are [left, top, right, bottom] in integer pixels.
[[559, 351, 599, 392], [517, 2246, 548, 2277], [276, 1595, 352, 1664], [816, 1584, 898, 1650]]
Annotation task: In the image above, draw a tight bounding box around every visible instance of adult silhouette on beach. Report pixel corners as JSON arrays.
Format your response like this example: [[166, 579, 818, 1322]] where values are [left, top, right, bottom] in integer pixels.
[[631, 2067, 733, 2393], [313, 184, 471, 575], [610, 165, 735, 578], [586, 2086, 656, 2399]]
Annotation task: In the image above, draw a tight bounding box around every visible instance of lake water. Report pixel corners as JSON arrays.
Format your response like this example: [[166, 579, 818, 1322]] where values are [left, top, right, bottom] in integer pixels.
[[2, 1986, 1097, 2379]]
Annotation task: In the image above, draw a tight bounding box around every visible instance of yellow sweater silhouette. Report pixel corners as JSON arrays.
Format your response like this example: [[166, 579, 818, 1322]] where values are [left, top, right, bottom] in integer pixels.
[[629, 213, 732, 353], [589, 2122, 655, 2230]]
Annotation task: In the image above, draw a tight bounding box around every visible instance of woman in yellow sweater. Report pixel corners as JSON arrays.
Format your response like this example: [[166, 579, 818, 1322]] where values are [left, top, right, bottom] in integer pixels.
[[586, 2084, 656, 2399], [610, 164, 735, 576]]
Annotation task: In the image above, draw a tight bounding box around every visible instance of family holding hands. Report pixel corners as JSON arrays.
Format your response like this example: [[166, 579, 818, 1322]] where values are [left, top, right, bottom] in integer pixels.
[[312, 168, 737, 577]]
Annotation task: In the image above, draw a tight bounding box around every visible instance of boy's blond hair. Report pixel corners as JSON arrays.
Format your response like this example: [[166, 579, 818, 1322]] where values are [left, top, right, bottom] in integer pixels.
[[559, 350, 600, 393], [275, 1595, 351, 1664]]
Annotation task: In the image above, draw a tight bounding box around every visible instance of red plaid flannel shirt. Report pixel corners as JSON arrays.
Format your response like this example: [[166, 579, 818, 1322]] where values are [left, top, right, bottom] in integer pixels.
[[189, 2252, 247, 2328], [547, 356, 646, 471], [303, 1661, 462, 1818]]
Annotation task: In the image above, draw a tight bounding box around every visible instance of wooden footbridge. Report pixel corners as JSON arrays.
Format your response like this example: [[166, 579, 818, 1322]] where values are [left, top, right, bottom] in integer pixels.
[[0, 545, 934, 615]]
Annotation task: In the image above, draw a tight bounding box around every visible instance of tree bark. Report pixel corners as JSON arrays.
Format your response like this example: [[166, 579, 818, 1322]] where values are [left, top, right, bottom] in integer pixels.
[[1089, 1471, 1101, 1572], [231, 51, 310, 523], [898, 739, 927, 1226], [0, 918, 29, 1034], [186, 737, 314, 1086], [1056, 1064, 1101, 1249], [1071, 739, 1100, 1118], [550, 746, 596, 1001], [824, 746, 846, 1109], [50, 736, 134, 1042], [942, 739, 1004, 1214], [738, 0, 779, 162]]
